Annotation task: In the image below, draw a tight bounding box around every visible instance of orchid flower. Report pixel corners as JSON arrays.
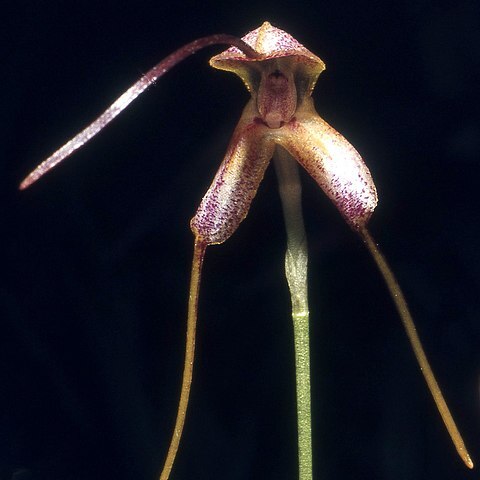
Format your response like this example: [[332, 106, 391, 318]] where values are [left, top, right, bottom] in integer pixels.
[[20, 21, 472, 480]]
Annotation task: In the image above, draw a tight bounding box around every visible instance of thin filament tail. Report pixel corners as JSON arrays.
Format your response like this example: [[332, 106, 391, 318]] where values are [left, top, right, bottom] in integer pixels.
[[159, 240, 206, 480], [19, 35, 260, 190], [359, 227, 473, 469]]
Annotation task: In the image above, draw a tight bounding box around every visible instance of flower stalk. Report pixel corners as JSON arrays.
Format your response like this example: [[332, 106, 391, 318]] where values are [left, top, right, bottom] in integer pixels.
[[274, 146, 312, 480]]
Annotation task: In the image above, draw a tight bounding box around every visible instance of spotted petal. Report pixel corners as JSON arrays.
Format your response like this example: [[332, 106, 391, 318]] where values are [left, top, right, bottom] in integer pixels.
[[275, 98, 378, 229], [210, 21, 325, 95], [190, 101, 276, 244]]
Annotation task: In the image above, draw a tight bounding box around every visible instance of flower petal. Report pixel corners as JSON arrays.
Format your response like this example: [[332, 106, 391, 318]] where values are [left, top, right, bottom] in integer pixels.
[[210, 22, 325, 95], [276, 98, 378, 229], [190, 101, 276, 244]]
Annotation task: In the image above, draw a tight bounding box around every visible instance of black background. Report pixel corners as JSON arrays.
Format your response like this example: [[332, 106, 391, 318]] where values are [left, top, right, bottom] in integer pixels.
[[2, 1, 480, 479]]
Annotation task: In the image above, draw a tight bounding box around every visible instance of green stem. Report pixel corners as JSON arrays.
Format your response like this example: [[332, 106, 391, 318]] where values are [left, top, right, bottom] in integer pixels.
[[274, 146, 312, 480]]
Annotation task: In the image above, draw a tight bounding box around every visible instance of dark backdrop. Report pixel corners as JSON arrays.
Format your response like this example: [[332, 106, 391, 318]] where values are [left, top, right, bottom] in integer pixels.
[[2, 1, 480, 479]]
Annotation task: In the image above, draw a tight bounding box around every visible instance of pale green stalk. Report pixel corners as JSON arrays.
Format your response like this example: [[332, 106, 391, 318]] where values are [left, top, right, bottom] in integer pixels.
[[274, 146, 312, 480]]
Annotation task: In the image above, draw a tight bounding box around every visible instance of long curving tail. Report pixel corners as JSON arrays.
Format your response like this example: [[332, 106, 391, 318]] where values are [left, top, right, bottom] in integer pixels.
[[359, 226, 473, 469], [159, 240, 206, 480]]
